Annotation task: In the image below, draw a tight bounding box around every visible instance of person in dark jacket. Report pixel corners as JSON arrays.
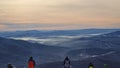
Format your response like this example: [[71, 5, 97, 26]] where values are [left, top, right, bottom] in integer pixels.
[[7, 64, 13, 68], [64, 56, 71, 68], [28, 57, 35, 68]]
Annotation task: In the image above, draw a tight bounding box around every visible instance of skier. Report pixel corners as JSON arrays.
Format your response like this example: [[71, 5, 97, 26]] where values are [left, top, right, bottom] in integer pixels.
[[88, 62, 94, 68], [28, 57, 35, 68], [7, 64, 13, 68], [64, 56, 71, 68]]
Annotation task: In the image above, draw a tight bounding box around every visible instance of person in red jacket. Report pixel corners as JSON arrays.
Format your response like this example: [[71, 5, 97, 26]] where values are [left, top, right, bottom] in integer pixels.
[[28, 57, 35, 68]]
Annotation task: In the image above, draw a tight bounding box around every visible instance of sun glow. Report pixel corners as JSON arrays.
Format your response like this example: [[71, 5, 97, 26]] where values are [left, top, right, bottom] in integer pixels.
[[0, 0, 120, 30]]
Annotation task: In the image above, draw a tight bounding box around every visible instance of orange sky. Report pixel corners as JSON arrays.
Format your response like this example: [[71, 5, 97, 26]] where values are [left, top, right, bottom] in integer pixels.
[[0, 0, 120, 31]]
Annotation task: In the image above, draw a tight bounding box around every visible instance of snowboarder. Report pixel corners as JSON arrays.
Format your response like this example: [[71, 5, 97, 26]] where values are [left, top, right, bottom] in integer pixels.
[[88, 62, 94, 68], [64, 56, 71, 68], [28, 57, 35, 68], [7, 64, 13, 68]]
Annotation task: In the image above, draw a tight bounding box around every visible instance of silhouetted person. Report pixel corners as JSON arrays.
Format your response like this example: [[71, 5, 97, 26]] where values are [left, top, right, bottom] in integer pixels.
[[104, 64, 108, 68], [88, 62, 94, 68], [64, 56, 71, 68], [7, 64, 13, 68], [28, 57, 35, 68]]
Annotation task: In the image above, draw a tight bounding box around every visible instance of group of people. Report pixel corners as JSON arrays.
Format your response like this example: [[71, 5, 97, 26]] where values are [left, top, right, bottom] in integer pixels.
[[7, 56, 107, 68]]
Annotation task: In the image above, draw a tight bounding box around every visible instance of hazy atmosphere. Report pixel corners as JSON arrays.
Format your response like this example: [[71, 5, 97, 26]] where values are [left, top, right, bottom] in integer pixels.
[[0, 1, 120, 68], [0, 0, 120, 31]]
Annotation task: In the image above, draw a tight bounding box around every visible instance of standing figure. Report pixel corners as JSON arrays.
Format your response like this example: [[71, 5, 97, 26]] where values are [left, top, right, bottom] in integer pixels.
[[28, 57, 35, 68], [7, 64, 13, 68], [88, 62, 94, 68], [104, 64, 108, 68], [64, 56, 71, 68]]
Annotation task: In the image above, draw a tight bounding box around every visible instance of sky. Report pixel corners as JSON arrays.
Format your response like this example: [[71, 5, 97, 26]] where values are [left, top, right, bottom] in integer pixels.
[[0, 0, 120, 31]]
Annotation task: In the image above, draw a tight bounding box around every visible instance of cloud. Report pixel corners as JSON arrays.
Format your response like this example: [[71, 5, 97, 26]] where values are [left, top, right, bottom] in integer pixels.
[[0, 0, 120, 31], [0, 24, 6, 29], [0, 22, 60, 28], [0, 21, 120, 31], [0, 22, 84, 31]]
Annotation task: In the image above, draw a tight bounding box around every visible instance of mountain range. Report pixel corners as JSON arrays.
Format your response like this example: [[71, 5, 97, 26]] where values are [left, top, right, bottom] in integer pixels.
[[0, 29, 120, 68], [0, 29, 119, 38], [0, 37, 69, 68]]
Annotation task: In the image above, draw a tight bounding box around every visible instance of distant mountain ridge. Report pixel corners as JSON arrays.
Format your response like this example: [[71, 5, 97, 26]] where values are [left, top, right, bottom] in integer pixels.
[[0, 29, 119, 37], [57, 31, 120, 49]]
